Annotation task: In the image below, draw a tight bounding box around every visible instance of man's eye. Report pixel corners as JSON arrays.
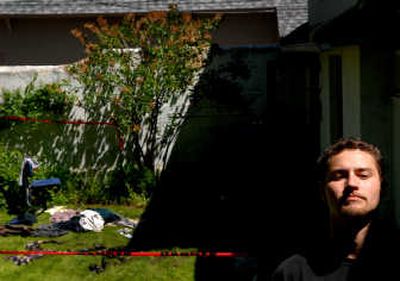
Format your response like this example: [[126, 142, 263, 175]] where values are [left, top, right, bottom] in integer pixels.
[[355, 169, 373, 179], [358, 173, 371, 179], [328, 172, 345, 180]]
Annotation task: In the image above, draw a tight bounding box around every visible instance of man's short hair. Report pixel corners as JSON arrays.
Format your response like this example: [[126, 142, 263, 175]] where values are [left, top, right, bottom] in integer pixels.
[[316, 137, 384, 184]]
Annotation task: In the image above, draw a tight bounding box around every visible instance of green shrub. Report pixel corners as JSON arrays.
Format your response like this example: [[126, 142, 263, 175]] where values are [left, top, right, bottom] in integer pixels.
[[0, 77, 75, 130]]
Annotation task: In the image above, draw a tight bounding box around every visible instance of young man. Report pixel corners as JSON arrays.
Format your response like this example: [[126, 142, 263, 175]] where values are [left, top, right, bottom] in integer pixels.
[[271, 138, 400, 281]]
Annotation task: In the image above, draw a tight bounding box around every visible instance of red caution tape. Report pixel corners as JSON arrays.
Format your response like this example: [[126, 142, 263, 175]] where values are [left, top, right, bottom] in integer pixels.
[[0, 250, 247, 257], [0, 115, 115, 126]]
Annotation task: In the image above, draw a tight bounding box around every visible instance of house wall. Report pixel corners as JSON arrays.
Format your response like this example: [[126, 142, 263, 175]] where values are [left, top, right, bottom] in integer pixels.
[[0, 17, 86, 65], [308, 0, 358, 26], [0, 12, 279, 175], [212, 12, 279, 47], [169, 47, 272, 164], [360, 45, 393, 156], [359, 44, 396, 219], [0, 121, 121, 173], [0, 65, 69, 93], [0, 12, 279, 65]]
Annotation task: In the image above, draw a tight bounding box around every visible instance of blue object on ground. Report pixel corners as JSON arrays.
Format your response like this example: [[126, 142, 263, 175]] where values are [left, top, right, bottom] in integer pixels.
[[8, 212, 37, 225], [31, 178, 61, 188]]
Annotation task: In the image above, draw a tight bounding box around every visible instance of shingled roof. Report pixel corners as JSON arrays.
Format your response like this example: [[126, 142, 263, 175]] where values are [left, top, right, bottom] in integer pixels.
[[0, 0, 307, 37]]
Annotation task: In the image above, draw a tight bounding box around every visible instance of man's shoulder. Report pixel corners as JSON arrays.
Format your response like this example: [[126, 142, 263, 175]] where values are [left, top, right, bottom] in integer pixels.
[[278, 254, 309, 268], [272, 254, 311, 280]]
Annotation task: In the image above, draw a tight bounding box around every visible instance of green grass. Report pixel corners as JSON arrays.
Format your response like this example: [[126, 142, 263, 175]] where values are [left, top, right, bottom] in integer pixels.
[[0, 205, 196, 281]]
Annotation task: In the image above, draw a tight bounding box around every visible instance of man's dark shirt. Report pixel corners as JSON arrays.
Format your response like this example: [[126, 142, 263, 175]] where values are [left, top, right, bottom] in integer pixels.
[[271, 219, 400, 281]]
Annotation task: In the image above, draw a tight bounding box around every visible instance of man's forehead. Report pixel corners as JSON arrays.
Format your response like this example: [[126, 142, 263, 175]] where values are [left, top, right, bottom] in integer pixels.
[[328, 149, 378, 170]]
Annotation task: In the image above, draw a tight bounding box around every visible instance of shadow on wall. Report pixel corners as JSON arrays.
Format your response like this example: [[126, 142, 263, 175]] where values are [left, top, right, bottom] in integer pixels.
[[127, 48, 322, 280], [128, 45, 264, 249], [127, 46, 272, 281]]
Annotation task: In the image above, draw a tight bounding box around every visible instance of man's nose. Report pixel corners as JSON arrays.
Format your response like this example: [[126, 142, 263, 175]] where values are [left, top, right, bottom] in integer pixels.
[[346, 172, 360, 189]]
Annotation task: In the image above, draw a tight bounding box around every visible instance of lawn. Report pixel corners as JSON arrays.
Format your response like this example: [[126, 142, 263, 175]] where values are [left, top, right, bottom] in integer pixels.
[[0, 204, 196, 281]]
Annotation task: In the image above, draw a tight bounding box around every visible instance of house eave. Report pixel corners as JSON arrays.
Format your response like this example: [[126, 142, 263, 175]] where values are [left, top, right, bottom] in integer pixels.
[[281, 42, 321, 53], [0, 8, 276, 19]]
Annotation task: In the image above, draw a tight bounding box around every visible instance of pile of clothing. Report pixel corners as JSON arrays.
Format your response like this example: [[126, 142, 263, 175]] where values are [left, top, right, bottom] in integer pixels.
[[30, 207, 137, 237]]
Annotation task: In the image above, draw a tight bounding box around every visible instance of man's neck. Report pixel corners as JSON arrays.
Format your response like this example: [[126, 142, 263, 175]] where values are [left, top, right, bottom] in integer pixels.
[[330, 217, 372, 260], [346, 222, 370, 260]]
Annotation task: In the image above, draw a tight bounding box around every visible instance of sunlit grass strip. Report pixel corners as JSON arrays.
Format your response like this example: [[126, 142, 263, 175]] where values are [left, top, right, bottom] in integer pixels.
[[0, 249, 247, 257]]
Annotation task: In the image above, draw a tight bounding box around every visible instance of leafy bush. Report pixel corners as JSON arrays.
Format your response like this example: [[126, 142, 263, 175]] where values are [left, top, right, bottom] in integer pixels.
[[68, 6, 221, 197], [21, 82, 75, 118], [0, 77, 75, 129]]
